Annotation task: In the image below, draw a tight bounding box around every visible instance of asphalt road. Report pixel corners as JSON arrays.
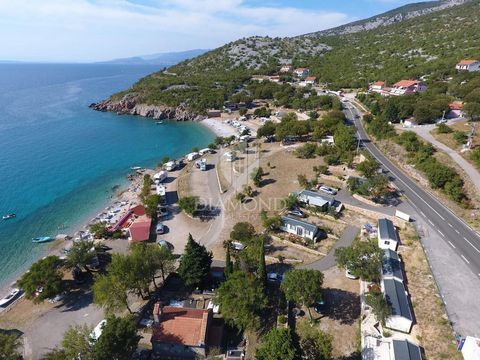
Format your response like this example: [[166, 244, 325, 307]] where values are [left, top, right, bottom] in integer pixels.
[[343, 101, 480, 277]]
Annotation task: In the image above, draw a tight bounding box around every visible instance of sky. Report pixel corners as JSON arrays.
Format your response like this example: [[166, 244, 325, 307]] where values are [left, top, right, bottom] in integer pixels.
[[0, 0, 422, 62]]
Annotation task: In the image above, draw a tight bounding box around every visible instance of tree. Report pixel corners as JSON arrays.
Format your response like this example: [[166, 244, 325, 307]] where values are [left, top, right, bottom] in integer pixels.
[[282, 194, 299, 210], [0, 333, 22, 360], [257, 121, 277, 138], [251, 167, 265, 187], [152, 245, 176, 283], [178, 196, 199, 215], [294, 143, 317, 159], [356, 158, 378, 179], [335, 240, 383, 282], [235, 192, 246, 203], [243, 185, 254, 197], [18, 256, 64, 303], [334, 124, 357, 155], [215, 271, 267, 331], [93, 315, 140, 360], [365, 289, 391, 325], [143, 194, 161, 218], [230, 222, 256, 243], [93, 273, 132, 314], [464, 102, 480, 121], [260, 211, 283, 231], [258, 236, 267, 288], [66, 240, 96, 272], [255, 328, 296, 360], [89, 222, 110, 239], [177, 234, 213, 289], [281, 269, 324, 320], [61, 324, 94, 360], [225, 244, 233, 278], [298, 324, 333, 360]]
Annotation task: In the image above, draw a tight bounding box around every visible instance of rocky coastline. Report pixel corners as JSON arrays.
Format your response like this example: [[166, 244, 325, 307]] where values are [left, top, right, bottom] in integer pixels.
[[90, 93, 205, 121]]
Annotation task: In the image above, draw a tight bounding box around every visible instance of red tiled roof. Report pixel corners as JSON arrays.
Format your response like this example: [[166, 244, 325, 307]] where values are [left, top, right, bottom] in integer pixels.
[[305, 76, 316, 81], [449, 101, 464, 110], [458, 60, 478, 65], [295, 68, 307, 72], [129, 216, 151, 242], [152, 306, 211, 346], [131, 205, 146, 216], [393, 80, 419, 88], [373, 81, 385, 86]]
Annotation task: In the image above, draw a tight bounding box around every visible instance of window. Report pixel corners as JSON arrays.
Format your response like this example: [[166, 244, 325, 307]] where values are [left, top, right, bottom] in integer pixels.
[[384, 241, 390, 245], [297, 227, 304, 236]]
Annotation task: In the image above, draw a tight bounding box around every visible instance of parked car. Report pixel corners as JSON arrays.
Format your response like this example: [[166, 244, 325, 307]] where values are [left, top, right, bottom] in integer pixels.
[[319, 185, 338, 195], [314, 299, 326, 314], [158, 206, 169, 219], [87, 255, 100, 271], [157, 240, 174, 251], [156, 223, 165, 234], [345, 268, 359, 280], [288, 208, 305, 218]]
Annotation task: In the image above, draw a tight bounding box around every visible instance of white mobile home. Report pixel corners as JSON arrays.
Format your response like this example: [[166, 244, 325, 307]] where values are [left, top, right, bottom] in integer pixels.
[[164, 161, 177, 171], [378, 218, 399, 251], [281, 216, 320, 241], [153, 171, 168, 183], [298, 189, 334, 210], [382, 278, 413, 333], [186, 152, 200, 162]]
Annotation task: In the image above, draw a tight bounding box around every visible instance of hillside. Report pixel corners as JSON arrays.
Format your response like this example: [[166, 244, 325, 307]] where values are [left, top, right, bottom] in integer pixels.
[[303, 0, 470, 37], [93, 0, 480, 116]]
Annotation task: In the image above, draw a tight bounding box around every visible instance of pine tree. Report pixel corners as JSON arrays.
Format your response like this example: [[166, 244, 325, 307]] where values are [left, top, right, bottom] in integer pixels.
[[258, 236, 267, 288], [225, 245, 233, 278], [177, 234, 213, 289]]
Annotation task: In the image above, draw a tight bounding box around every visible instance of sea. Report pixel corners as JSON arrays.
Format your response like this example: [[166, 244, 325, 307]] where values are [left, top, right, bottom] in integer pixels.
[[0, 63, 214, 288]]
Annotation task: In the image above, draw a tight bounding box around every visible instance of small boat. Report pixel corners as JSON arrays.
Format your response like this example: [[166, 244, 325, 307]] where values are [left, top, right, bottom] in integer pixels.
[[156, 121, 164, 125], [0, 288, 20, 307], [32, 236, 54, 243], [130, 166, 142, 170], [2, 213, 16, 220]]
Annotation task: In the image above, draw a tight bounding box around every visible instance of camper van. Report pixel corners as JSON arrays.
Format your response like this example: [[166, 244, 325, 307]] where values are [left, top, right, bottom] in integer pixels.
[[153, 171, 168, 183], [186, 152, 200, 162], [164, 161, 177, 171]]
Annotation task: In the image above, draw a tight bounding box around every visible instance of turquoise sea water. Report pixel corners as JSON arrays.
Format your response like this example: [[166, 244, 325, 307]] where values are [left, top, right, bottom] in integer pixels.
[[0, 64, 214, 286]]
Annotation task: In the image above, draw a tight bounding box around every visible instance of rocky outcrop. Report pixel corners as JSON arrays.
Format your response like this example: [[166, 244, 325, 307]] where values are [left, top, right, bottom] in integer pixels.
[[90, 93, 204, 121]]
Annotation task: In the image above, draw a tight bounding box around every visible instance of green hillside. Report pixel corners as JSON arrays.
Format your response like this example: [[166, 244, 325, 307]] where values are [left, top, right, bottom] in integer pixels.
[[108, 0, 480, 113]]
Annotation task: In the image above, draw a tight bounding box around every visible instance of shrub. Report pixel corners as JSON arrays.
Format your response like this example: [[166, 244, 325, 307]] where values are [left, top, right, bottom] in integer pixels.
[[436, 123, 453, 134]]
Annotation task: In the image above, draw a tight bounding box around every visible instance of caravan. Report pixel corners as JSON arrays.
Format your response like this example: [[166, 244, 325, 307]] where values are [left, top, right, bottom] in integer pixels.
[[153, 171, 168, 183]]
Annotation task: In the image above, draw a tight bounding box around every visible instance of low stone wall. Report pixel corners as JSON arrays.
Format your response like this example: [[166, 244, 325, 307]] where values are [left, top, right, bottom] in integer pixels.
[[270, 235, 326, 256]]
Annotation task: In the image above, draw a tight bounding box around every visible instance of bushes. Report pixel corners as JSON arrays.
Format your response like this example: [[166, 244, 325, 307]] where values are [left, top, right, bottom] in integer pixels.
[[453, 131, 468, 145], [397, 131, 466, 203], [436, 123, 453, 134], [294, 143, 317, 159]]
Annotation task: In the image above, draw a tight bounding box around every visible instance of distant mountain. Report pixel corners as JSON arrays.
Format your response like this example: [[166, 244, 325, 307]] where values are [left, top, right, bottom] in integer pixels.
[[303, 0, 471, 37], [100, 49, 209, 66]]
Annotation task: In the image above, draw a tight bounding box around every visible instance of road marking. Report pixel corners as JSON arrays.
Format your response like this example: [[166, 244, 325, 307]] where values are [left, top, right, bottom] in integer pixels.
[[448, 241, 456, 249], [448, 223, 453, 228], [455, 229, 460, 235], [463, 238, 480, 253], [428, 219, 434, 226], [420, 211, 425, 217], [438, 230, 444, 237], [461, 255, 470, 264]]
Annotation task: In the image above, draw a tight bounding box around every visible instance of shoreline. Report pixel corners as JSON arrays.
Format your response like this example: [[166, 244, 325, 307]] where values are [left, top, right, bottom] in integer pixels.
[[0, 116, 234, 299]]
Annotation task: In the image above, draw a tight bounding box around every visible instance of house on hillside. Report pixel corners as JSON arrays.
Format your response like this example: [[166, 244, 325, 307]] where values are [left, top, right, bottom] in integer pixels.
[[369, 81, 386, 94], [448, 101, 464, 118], [128, 216, 152, 242], [382, 249, 404, 283], [305, 76, 316, 85], [280, 216, 321, 241], [382, 278, 413, 333], [269, 75, 281, 83], [391, 339, 423, 360], [389, 80, 427, 96], [456, 59, 480, 72], [294, 68, 310, 78], [378, 218, 399, 251], [251, 75, 269, 82], [151, 303, 222, 359], [279, 65, 293, 73]]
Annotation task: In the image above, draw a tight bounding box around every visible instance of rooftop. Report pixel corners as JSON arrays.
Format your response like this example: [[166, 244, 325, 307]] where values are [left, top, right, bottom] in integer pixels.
[[373, 81, 385, 86], [300, 189, 334, 202], [382, 249, 404, 282], [281, 215, 319, 233], [383, 278, 413, 321], [457, 59, 478, 65], [392, 339, 423, 360], [152, 306, 211, 347], [378, 218, 398, 242], [129, 215, 151, 242], [393, 80, 420, 88]]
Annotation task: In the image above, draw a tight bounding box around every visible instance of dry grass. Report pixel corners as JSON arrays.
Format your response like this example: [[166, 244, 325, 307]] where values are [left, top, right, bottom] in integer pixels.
[[399, 224, 461, 360]]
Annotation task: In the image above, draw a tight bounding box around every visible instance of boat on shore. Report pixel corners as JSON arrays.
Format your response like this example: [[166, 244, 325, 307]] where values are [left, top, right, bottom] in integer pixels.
[[0, 288, 21, 307], [2, 213, 16, 220], [156, 121, 164, 125], [32, 236, 54, 243]]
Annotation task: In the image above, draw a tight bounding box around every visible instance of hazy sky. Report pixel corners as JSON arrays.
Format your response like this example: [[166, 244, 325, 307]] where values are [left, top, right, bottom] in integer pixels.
[[0, 0, 420, 62]]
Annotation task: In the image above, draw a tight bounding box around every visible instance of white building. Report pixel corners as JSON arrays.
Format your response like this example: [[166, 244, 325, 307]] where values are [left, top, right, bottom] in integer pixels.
[[378, 218, 399, 251], [456, 59, 480, 72], [281, 216, 320, 241], [382, 278, 414, 333], [460, 336, 480, 359]]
